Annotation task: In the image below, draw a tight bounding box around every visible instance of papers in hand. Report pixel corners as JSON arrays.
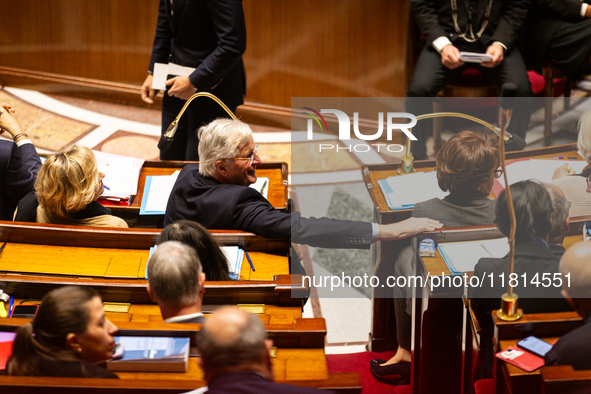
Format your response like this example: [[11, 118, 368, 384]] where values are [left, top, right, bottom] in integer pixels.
[[378, 171, 449, 210], [153, 62, 196, 90], [222, 246, 244, 280], [107, 336, 190, 372], [438, 238, 509, 276], [459, 51, 494, 63]]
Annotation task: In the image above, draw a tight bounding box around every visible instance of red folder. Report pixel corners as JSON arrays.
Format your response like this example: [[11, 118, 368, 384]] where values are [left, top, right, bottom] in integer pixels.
[[495, 346, 545, 372]]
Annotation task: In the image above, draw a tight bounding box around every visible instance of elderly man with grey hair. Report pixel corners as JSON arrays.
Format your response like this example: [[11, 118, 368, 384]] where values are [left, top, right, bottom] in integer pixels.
[[164, 118, 442, 275], [147, 241, 205, 324], [197, 306, 333, 393], [545, 241, 591, 370]]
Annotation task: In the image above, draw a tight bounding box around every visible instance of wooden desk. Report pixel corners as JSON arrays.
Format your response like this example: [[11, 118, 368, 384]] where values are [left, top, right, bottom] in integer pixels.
[[108, 161, 289, 220], [0, 221, 304, 306], [493, 311, 584, 394], [0, 318, 361, 393], [413, 228, 583, 394]]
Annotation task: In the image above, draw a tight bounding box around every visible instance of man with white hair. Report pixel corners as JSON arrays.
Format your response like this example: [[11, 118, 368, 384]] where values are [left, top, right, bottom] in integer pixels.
[[164, 118, 442, 274], [545, 241, 591, 370], [147, 241, 205, 324], [197, 306, 333, 393]]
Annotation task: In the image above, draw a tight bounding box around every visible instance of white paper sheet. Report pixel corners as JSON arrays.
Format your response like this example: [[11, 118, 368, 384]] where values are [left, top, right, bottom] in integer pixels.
[[439, 238, 510, 273], [249, 177, 269, 198], [497, 159, 587, 189], [385, 171, 448, 207], [144, 171, 180, 212]]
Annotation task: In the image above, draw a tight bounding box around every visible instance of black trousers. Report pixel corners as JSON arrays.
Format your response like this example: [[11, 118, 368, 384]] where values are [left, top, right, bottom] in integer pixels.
[[160, 93, 238, 161], [406, 42, 532, 159]]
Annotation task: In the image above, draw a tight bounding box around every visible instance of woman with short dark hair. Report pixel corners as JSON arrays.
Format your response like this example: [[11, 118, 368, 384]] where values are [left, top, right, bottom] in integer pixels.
[[7, 286, 118, 378]]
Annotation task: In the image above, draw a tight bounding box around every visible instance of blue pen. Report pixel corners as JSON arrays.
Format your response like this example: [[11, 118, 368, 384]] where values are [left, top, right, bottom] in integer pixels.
[[245, 251, 255, 272], [103, 184, 110, 190], [8, 297, 13, 317]]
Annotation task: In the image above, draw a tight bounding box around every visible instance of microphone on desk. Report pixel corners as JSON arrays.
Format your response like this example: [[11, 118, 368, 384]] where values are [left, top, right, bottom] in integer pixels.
[[157, 92, 237, 152], [497, 83, 526, 152]]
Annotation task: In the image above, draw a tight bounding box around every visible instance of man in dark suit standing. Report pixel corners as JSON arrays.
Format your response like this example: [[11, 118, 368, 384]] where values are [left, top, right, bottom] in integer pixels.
[[407, 0, 532, 159], [198, 306, 334, 394], [523, 0, 591, 80], [141, 0, 247, 161], [545, 241, 591, 370], [164, 118, 442, 276], [147, 241, 206, 324], [0, 103, 41, 221]]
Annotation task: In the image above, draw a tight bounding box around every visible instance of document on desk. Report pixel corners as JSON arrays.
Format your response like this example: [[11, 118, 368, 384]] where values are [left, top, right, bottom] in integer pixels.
[[494, 159, 587, 196], [222, 246, 244, 280], [438, 237, 509, 276], [94, 151, 144, 198], [140, 171, 180, 215], [379, 171, 448, 210]]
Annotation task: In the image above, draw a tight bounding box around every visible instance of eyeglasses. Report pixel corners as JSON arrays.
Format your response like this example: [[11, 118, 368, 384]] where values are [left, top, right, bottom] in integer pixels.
[[495, 168, 503, 178], [224, 144, 258, 165], [567, 201, 571, 214]]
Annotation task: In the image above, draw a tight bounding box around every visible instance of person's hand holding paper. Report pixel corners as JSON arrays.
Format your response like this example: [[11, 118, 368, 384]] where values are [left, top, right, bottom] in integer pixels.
[[165, 76, 197, 100]]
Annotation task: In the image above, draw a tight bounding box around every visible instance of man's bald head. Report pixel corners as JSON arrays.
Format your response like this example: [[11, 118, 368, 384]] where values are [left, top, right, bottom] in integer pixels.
[[197, 306, 269, 374], [560, 241, 591, 299]]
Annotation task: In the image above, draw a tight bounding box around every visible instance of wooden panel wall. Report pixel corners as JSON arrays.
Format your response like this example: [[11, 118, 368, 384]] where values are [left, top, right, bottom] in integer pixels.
[[0, 0, 416, 108]]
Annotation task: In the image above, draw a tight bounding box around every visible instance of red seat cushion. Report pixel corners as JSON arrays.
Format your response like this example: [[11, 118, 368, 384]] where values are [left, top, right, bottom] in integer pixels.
[[474, 378, 494, 394]]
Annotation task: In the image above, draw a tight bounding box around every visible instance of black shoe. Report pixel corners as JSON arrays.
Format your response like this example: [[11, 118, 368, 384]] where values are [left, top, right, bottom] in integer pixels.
[[369, 359, 411, 378]]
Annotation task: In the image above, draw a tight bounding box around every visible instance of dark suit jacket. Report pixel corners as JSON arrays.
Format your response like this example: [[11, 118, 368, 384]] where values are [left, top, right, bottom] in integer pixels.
[[545, 312, 591, 370], [0, 140, 41, 220], [148, 0, 246, 108], [410, 0, 529, 52], [523, 0, 590, 73], [471, 241, 572, 377], [206, 371, 335, 394], [164, 165, 373, 249]]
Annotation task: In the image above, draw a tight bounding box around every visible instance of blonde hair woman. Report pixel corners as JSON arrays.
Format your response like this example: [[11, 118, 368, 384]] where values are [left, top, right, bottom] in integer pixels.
[[14, 146, 127, 228]]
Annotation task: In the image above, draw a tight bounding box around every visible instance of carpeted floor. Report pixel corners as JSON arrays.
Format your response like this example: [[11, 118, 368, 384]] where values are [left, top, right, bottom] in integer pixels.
[[326, 350, 411, 394]]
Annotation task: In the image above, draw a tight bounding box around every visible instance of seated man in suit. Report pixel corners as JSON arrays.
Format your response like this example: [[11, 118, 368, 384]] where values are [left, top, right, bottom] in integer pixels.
[[197, 306, 333, 394], [147, 241, 205, 324], [524, 0, 591, 82], [0, 103, 41, 220], [407, 0, 532, 159], [545, 241, 591, 370], [164, 118, 442, 275]]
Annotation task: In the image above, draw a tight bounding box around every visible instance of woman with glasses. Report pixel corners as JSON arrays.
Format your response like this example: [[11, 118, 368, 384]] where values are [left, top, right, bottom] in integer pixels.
[[551, 111, 591, 216], [370, 130, 500, 382]]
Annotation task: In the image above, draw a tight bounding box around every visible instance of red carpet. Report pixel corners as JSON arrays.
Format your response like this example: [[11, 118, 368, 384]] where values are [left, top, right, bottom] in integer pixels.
[[326, 350, 410, 394]]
